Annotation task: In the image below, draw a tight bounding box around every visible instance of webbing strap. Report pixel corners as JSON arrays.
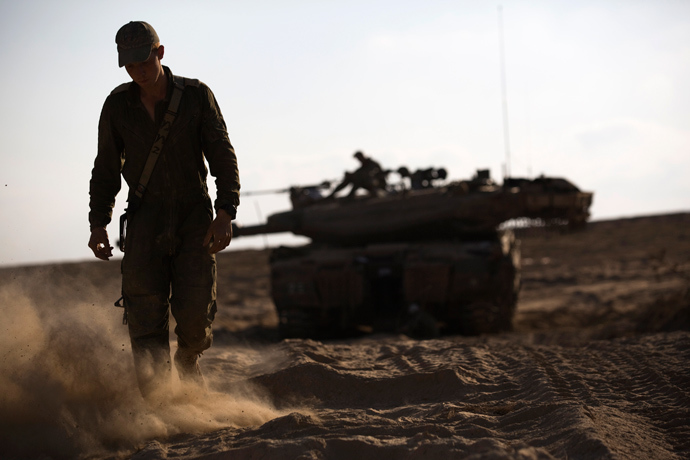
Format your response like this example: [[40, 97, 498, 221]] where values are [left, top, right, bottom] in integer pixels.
[[134, 77, 185, 199]]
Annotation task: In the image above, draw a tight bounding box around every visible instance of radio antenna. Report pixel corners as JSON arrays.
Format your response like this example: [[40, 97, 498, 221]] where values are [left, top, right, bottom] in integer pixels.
[[498, 5, 511, 178], [253, 201, 269, 249]]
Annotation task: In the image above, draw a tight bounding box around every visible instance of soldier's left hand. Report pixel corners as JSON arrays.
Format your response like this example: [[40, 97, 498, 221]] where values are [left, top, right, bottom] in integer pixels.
[[204, 209, 233, 254]]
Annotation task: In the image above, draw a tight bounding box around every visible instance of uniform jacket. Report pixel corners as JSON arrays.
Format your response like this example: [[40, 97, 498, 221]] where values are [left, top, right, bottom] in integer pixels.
[[89, 66, 240, 229]]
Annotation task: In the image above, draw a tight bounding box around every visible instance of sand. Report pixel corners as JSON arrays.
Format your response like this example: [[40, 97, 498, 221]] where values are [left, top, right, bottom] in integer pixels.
[[0, 213, 688, 459]]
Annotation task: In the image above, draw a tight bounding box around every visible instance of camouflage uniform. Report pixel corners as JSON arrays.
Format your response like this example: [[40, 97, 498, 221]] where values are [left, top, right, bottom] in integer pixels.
[[89, 65, 239, 395]]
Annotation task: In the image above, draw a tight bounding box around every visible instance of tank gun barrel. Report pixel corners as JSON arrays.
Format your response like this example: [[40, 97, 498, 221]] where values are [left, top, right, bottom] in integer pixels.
[[232, 211, 300, 238], [232, 223, 270, 237]]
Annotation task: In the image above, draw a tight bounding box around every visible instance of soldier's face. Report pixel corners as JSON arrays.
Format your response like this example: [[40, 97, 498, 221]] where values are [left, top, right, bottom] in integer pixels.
[[125, 46, 164, 90]]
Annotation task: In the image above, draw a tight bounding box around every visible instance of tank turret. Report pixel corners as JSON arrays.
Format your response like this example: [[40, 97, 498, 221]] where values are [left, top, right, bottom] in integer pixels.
[[234, 172, 593, 243]]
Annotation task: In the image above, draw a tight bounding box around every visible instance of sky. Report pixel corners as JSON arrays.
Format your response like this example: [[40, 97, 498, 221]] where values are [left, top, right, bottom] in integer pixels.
[[0, 0, 688, 267]]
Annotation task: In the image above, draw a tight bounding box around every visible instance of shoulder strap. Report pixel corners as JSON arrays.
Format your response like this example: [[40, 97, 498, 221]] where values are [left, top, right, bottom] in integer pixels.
[[130, 76, 185, 206], [182, 77, 200, 87]]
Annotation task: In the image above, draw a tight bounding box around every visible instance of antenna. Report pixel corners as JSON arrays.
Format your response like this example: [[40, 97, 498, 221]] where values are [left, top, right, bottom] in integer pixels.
[[498, 5, 511, 178], [253, 201, 269, 249]]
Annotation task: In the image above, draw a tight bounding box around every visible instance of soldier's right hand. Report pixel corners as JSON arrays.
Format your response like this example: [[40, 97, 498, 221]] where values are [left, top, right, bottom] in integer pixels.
[[88, 227, 114, 261]]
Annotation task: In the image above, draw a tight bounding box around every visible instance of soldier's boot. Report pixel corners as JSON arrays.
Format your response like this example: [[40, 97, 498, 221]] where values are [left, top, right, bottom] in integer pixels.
[[132, 346, 172, 402], [174, 347, 207, 390]]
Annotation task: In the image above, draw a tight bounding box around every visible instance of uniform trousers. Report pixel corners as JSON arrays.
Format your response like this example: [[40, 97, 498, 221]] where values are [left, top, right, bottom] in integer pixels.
[[121, 193, 217, 395]]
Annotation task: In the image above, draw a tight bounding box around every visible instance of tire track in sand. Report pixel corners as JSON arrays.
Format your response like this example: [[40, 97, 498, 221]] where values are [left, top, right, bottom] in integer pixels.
[[247, 333, 689, 459]]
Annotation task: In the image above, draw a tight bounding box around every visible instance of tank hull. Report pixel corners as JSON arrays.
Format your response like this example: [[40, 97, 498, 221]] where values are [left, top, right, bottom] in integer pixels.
[[270, 231, 520, 338]]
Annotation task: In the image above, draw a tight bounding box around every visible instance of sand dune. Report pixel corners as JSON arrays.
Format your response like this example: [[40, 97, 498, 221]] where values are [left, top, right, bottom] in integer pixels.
[[0, 213, 688, 459]]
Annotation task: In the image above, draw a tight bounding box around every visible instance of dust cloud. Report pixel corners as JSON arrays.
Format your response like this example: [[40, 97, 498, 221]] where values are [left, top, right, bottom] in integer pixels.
[[0, 266, 288, 459]]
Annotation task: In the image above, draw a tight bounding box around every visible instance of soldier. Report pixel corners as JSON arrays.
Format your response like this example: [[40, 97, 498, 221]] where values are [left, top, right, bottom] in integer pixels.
[[328, 151, 387, 198], [88, 21, 240, 398]]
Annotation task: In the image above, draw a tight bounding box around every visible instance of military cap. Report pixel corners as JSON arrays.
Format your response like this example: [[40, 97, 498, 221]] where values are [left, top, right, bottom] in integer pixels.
[[115, 21, 159, 67]]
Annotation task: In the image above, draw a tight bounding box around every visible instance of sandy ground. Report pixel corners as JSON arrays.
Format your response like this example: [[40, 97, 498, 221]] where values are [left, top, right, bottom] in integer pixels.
[[1, 213, 689, 459]]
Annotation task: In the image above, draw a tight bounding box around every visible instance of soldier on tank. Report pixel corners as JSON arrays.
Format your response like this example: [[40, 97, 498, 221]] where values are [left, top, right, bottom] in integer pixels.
[[328, 151, 387, 198], [87, 21, 240, 399]]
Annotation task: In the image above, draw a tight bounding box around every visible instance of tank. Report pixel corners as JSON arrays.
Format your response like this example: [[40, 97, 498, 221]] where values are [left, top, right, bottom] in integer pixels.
[[234, 169, 593, 338]]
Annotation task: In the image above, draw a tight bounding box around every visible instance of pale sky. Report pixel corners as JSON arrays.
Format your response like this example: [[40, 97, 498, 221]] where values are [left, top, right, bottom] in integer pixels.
[[1, 0, 688, 266]]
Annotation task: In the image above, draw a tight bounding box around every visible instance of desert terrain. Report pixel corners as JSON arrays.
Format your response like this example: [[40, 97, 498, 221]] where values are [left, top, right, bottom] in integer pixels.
[[1, 213, 689, 459]]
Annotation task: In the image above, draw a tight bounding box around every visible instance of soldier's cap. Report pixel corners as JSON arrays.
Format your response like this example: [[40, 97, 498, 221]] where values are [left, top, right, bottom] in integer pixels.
[[115, 21, 159, 67]]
